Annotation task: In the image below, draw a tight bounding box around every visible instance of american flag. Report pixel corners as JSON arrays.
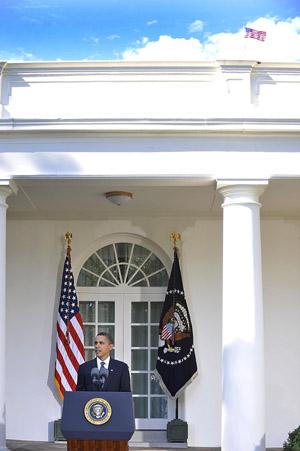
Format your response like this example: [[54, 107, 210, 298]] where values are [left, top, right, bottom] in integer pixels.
[[54, 254, 85, 399], [245, 27, 267, 41], [161, 322, 174, 341]]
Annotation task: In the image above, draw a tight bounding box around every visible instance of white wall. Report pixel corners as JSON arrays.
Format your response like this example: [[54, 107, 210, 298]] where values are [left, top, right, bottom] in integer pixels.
[[2, 62, 300, 121], [262, 219, 300, 448], [5, 216, 300, 447]]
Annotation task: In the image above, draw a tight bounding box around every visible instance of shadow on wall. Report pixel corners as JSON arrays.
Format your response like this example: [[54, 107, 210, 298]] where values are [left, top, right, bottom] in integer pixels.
[[255, 435, 266, 451], [223, 339, 265, 451], [0, 419, 4, 447]]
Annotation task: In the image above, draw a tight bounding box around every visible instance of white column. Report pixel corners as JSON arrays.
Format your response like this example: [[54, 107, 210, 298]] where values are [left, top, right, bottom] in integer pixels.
[[217, 180, 268, 451], [0, 181, 16, 451]]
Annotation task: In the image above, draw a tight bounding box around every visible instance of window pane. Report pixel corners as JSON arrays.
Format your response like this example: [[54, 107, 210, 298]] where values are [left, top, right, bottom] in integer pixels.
[[132, 326, 148, 347], [150, 349, 158, 371], [150, 373, 164, 395], [83, 254, 105, 276], [80, 302, 95, 322], [99, 278, 115, 287], [131, 350, 148, 370], [151, 397, 168, 418], [132, 373, 148, 395], [151, 325, 159, 347], [100, 270, 118, 286], [140, 253, 163, 274], [148, 269, 169, 287], [125, 266, 137, 284], [97, 245, 116, 266], [131, 245, 151, 267], [133, 397, 148, 418], [151, 302, 164, 323], [97, 325, 115, 342], [98, 302, 115, 323], [129, 271, 147, 286], [84, 325, 95, 346], [85, 348, 95, 361], [77, 270, 98, 287], [109, 265, 121, 284], [131, 302, 148, 323], [115, 243, 132, 263], [131, 278, 148, 287], [119, 263, 128, 284]]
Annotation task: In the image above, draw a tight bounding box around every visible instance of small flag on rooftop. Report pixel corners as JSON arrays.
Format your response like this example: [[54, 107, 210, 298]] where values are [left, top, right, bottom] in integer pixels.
[[154, 241, 197, 399], [245, 27, 267, 41]]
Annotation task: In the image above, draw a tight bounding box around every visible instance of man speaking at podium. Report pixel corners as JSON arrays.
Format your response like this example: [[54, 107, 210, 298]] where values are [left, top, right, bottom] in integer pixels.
[[76, 332, 131, 392]]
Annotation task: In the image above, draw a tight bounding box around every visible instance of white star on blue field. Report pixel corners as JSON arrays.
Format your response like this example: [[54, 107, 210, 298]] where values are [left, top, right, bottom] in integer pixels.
[[1, 0, 300, 61]]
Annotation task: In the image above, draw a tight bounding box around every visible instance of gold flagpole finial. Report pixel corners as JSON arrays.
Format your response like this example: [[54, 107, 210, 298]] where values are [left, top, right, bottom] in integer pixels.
[[64, 232, 72, 256], [170, 232, 181, 249]]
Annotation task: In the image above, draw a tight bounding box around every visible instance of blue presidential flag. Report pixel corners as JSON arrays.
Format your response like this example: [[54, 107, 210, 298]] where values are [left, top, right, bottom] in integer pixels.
[[154, 248, 197, 399]]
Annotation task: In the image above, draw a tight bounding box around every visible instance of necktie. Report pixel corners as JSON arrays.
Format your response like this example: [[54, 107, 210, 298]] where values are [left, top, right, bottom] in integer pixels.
[[100, 361, 108, 379]]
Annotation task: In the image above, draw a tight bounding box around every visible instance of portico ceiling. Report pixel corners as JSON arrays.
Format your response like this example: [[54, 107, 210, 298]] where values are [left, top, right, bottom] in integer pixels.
[[6, 177, 300, 220]]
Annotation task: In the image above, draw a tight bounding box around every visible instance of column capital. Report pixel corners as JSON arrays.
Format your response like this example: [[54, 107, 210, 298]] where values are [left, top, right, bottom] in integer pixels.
[[217, 179, 268, 207], [0, 180, 18, 206]]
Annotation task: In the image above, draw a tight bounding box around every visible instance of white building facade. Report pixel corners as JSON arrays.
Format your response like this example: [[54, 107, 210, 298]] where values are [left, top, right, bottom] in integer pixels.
[[1, 60, 300, 451]]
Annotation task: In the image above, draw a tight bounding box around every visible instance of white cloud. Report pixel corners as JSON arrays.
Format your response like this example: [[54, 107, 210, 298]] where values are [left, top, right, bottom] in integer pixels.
[[122, 16, 300, 62], [83, 36, 100, 44], [107, 34, 120, 40], [188, 20, 204, 33], [0, 48, 37, 62], [21, 16, 44, 25], [9, 0, 54, 9], [134, 37, 149, 46], [147, 20, 158, 26], [123, 35, 203, 61]]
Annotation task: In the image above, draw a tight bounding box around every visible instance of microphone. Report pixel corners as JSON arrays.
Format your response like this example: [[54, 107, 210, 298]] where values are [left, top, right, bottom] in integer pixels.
[[99, 372, 107, 389], [91, 367, 100, 386]]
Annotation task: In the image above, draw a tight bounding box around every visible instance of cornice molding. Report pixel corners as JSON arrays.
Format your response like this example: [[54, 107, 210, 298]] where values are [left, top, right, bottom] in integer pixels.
[[3, 60, 300, 76], [1, 117, 300, 134]]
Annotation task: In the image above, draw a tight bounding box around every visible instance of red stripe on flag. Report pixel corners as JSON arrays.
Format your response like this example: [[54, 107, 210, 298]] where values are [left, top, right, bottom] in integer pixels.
[[56, 346, 77, 391], [68, 315, 85, 359], [57, 323, 81, 374]]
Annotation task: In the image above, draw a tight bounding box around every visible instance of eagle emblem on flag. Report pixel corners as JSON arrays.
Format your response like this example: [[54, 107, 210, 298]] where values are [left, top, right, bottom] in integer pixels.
[[159, 298, 191, 353]]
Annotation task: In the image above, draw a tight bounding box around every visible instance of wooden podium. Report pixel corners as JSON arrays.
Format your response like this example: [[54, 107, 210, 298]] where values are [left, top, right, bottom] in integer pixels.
[[67, 439, 128, 451], [61, 392, 135, 451]]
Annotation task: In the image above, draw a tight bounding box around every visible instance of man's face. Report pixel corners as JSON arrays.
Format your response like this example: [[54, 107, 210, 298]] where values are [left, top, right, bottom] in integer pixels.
[[94, 335, 113, 360]]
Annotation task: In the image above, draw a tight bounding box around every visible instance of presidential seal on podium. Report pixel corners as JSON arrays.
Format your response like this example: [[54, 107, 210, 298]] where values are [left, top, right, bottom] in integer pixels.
[[84, 398, 112, 425]]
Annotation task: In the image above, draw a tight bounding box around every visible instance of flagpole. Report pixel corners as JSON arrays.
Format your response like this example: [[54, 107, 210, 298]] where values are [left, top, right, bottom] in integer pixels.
[[65, 231, 72, 258], [170, 231, 181, 250], [155, 231, 196, 443], [170, 232, 181, 420]]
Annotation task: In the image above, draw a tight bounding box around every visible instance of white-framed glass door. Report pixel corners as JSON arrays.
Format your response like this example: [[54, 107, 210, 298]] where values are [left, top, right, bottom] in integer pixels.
[[124, 291, 175, 429], [78, 287, 175, 430], [75, 235, 173, 430], [77, 290, 124, 361]]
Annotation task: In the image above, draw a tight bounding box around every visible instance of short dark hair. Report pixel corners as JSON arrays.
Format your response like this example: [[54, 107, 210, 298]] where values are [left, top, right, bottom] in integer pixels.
[[96, 331, 114, 345]]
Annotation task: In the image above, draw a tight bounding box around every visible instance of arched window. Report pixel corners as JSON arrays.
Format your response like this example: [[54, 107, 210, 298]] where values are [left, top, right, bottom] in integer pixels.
[[76, 236, 173, 428], [77, 242, 169, 287]]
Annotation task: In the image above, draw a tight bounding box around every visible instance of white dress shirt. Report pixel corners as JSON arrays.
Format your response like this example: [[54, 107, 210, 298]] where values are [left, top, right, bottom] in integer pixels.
[[97, 356, 110, 371]]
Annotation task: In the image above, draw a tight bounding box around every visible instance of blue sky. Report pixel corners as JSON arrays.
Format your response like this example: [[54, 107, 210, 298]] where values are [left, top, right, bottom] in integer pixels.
[[1, 0, 300, 61]]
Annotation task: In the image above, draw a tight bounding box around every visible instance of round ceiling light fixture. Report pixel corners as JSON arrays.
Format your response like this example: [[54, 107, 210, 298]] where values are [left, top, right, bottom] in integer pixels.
[[105, 191, 133, 206]]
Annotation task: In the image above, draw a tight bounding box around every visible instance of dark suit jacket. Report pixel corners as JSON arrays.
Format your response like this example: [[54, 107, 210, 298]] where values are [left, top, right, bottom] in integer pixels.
[[76, 358, 131, 392]]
